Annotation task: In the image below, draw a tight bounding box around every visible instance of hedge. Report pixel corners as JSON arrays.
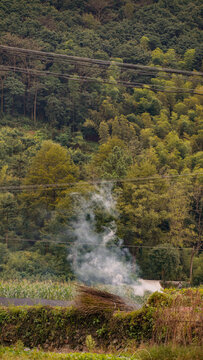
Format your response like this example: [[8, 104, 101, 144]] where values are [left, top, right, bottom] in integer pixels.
[[0, 291, 201, 350]]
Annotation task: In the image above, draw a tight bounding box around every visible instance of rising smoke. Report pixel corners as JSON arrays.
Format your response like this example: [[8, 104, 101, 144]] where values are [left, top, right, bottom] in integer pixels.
[[68, 185, 161, 296]]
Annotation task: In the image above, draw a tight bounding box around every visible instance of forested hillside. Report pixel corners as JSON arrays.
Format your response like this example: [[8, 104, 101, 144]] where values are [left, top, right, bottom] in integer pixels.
[[0, 0, 202, 285]]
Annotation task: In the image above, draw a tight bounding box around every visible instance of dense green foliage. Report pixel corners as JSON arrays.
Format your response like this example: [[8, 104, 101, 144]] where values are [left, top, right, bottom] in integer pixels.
[[0, 0, 202, 284]]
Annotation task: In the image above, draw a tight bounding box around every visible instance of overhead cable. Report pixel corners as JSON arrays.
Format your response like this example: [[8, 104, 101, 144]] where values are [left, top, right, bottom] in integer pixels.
[[2, 238, 203, 251], [1, 44, 203, 77], [0, 65, 203, 95], [0, 173, 202, 192]]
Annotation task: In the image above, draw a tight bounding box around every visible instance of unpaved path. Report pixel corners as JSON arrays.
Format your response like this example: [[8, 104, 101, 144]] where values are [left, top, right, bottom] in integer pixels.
[[0, 297, 73, 307]]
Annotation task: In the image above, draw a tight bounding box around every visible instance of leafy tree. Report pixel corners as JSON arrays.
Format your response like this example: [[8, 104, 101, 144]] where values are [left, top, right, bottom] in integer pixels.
[[122, 1, 135, 19], [111, 115, 136, 143], [1, 250, 70, 280], [117, 160, 169, 249], [154, 110, 171, 139], [4, 75, 25, 114], [86, 137, 125, 179], [126, 88, 161, 116], [0, 165, 12, 185], [151, 48, 165, 65], [99, 121, 110, 144], [101, 145, 132, 179], [167, 179, 194, 247], [148, 244, 180, 281], [0, 243, 9, 269], [0, 192, 18, 246], [87, 0, 113, 21], [140, 36, 150, 51], [23, 140, 79, 208], [183, 49, 196, 70], [164, 48, 177, 67], [192, 253, 203, 285], [0, 127, 44, 181], [82, 13, 100, 29], [187, 180, 203, 283]]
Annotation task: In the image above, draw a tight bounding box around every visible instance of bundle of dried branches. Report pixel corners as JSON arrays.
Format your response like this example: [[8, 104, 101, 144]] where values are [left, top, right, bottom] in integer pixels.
[[74, 285, 134, 314]]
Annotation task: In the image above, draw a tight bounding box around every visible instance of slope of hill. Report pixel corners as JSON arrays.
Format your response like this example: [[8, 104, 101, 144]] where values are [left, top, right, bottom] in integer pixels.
[[0, 0, 202, 285]]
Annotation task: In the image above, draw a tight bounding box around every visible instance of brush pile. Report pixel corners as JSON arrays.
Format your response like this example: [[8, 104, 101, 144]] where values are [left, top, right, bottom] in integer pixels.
[[75, 285, 134, 314]]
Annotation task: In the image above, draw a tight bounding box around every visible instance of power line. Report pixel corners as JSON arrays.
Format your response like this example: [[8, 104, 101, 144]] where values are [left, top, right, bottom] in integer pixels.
[[1, 65, 203, 95], [0, 173, 202, 192], [1, 45, 203, 77], [0, 49, 192, 80], [1, 52, 162, 78], [2, 238, 203, 251]]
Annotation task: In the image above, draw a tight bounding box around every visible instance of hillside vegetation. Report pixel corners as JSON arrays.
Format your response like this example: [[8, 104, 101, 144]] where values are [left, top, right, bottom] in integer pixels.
[[0, 0, 202, 284]]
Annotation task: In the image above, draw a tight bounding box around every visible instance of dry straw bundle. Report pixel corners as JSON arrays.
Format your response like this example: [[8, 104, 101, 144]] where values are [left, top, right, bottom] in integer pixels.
[[75, 285, 133, 314]]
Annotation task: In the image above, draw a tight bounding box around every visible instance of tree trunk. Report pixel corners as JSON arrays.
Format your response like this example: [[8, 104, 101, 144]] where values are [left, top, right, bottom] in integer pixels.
[[1, 78, 4, 113], [24, 91, 26, 116], [5, 233, 8, 248], [189, 247, 196, 284], [12, 95, 14, 115], [33, 88, 37, 125], [24, 83, 27, 116]]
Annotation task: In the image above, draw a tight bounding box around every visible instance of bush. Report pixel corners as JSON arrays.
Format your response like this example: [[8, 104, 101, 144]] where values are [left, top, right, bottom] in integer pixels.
[[1, 251, 71, 281]]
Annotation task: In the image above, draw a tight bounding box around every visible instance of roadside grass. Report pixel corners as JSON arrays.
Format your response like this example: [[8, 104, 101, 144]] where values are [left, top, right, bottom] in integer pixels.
[[0, 344, 202, 360]]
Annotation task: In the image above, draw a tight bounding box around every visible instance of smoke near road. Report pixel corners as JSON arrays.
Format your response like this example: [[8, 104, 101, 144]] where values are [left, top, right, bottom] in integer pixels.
[[68, 185, 161, 295]]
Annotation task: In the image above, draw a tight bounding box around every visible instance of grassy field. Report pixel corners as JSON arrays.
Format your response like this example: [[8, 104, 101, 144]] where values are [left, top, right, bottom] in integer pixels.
[[0, 344, 202, 360]]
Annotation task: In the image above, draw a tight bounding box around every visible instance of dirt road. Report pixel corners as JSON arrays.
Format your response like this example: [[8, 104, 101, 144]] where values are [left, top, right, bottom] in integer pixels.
[[0, 297, 73, 307]]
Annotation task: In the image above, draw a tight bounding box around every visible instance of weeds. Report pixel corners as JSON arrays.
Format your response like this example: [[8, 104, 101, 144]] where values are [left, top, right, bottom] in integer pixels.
[[0, 344, 202, 360], [153, 289, 203, 345]]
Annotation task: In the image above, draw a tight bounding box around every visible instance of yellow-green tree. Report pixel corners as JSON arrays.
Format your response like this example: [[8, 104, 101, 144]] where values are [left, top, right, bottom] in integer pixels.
[[117, 159, 169, 248], [85, 137, 125, 179], [99, 121, 110, 144], [23, 140, 79, 208], [111, 115, 136, 143]]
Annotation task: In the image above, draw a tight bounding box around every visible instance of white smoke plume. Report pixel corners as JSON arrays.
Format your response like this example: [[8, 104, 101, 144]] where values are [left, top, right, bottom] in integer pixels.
[[68, 185, 161, 295]]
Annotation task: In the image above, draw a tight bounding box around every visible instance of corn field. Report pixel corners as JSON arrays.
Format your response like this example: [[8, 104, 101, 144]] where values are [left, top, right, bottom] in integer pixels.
[[0, 281, 147, 304], [0, 280, 75, 300]]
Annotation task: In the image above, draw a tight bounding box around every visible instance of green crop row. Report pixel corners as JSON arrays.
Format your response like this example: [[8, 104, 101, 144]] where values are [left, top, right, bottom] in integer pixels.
[[0, 280, 74, 301], [0, 281, 149, 306]]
